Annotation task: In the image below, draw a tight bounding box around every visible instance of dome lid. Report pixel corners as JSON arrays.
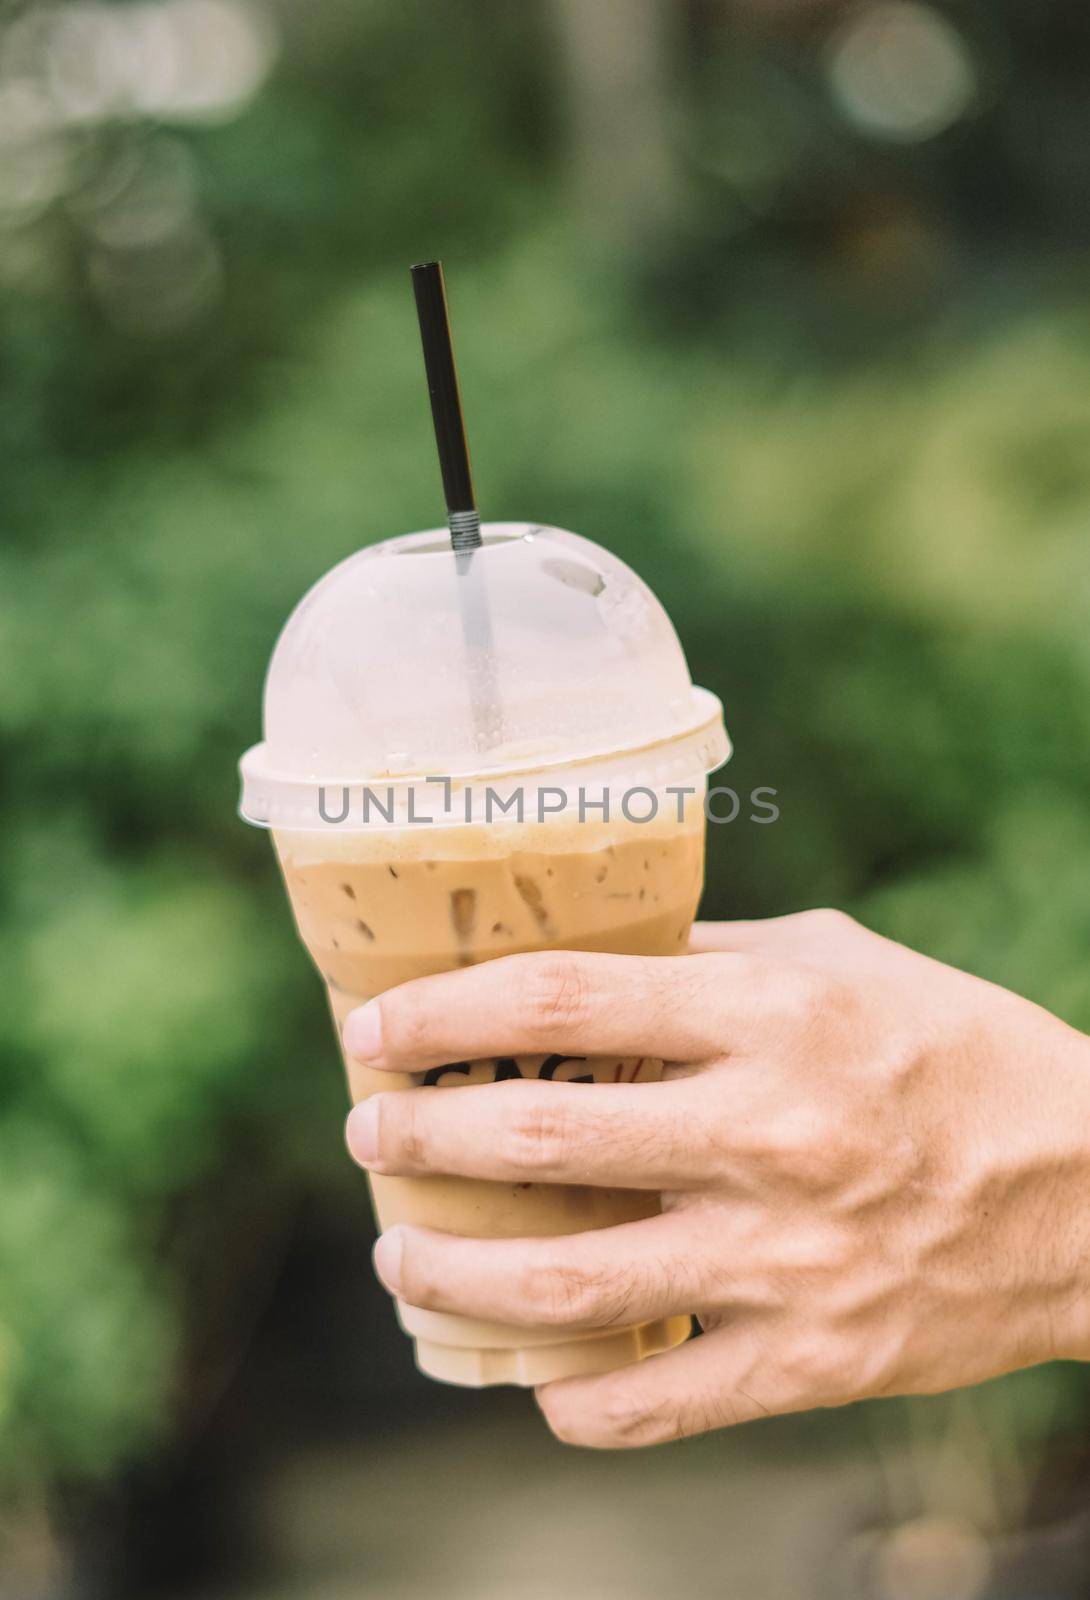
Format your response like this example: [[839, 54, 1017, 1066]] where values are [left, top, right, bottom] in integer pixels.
[[240, 522, 728, 828]]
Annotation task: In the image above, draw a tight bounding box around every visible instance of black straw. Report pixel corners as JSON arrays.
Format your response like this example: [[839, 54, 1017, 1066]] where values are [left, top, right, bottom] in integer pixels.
[[411, 260, 481, 553]]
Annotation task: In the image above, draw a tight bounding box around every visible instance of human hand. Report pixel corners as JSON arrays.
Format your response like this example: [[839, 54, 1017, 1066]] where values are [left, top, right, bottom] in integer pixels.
[[343, 911, 1090, 1447]]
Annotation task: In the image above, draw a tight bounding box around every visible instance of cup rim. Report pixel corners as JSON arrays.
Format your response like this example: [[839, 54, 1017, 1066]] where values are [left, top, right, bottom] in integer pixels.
[[239, 687, 730, 831]]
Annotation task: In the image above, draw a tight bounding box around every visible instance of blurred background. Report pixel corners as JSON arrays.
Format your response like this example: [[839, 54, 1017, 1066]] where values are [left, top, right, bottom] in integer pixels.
[[2, 0, 1090, 1595]]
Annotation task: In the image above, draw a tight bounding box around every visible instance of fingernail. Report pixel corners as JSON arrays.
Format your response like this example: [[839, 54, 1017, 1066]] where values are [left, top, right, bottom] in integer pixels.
[[373, 1227, 404, 1295], [344, 1001, 382, 1062], [346, 1098, 381, 1166]]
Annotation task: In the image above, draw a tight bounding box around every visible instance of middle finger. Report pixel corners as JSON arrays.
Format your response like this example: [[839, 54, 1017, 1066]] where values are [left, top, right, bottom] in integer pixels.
[[373, 1209, 715, 1330], [346, 1077, 725, 1190]]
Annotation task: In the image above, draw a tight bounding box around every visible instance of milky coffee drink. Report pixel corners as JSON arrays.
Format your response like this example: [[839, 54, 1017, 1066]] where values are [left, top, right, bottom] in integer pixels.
[[275, 809, 702, 1383], [240, 522, 730, 1386]]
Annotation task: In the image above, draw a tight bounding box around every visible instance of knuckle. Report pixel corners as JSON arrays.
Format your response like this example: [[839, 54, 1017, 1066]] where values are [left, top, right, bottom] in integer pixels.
[[761, 1108, 850, 1192], [591, 1373, 680, 1448], [540, 1372, 674, 1448], [506, 1094, 580, 1175], [520, 1256, 626, 1328], [768, 963, 855, 1041], [799, 907, 856, 939], [780, 1321, 890, 1407], [517, 955, 590, 1040], [775, 1222, 855, 1292], [781, 1330, 849, 1403], [700, 949, 766, 995]]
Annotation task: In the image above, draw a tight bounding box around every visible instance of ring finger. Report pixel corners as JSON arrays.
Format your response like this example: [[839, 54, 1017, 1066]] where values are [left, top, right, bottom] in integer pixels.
[[373, 1209, 729, 1331]]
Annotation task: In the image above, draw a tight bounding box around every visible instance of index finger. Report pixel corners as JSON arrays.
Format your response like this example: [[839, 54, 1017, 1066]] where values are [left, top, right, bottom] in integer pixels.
[[342, 950, 755, 1073]]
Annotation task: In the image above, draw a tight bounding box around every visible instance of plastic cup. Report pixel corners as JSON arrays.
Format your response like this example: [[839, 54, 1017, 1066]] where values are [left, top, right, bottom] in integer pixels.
[[240, 522, 729, 1385]]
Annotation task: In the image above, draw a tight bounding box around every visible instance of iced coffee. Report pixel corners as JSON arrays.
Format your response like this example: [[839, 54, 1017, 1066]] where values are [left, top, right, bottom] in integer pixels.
[[273, 806, 704, 1382], [240, 521, 729, 1385]]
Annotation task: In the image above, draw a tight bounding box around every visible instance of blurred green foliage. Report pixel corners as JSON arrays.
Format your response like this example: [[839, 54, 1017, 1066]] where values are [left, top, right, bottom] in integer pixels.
[[0, 0, 1088, 1532]]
